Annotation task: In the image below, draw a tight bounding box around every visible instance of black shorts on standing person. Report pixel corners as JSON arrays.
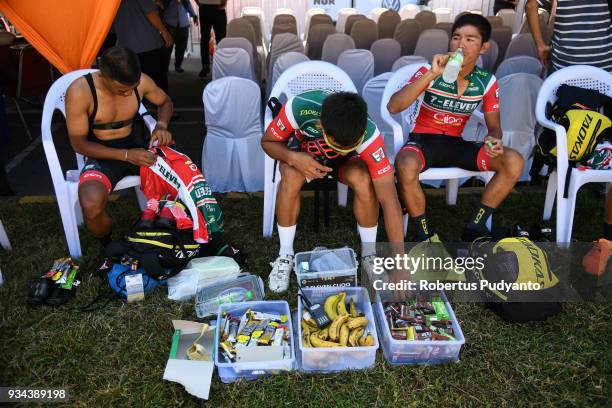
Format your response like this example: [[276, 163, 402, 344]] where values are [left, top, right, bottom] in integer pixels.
[[198, 1, 227, 77]]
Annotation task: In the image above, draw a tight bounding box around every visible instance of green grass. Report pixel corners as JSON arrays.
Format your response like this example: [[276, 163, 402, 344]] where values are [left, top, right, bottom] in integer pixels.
[[0, 188, 610, 407]]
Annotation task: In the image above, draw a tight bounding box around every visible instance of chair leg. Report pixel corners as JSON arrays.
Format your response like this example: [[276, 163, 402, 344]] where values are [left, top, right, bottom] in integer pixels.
[[12, 98, 33, 140], [543, 172, 557, 221], [445, 178, 459, 205], [0, 220, 12, 251], [263, 175, 278, 238], [555, 197, 568, 244], [314, 189, 320, 233], [337, 182, 348, 207]]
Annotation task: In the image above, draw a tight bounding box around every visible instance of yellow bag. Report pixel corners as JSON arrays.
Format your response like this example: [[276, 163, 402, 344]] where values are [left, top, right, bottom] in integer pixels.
[[550, 109, 611, 161]]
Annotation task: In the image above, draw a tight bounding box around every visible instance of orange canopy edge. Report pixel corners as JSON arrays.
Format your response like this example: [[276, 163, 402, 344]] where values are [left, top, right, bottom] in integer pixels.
[[0, 0, 121, 74]]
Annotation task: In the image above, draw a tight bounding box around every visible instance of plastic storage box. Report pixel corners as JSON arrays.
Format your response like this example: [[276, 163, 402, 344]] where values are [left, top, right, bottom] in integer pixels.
[[298, 286, 378, 372], [294, 247, 358, 288], [373, 292, 465, 366], [214, 300, 295, 383], [195, 273, 264, 318]]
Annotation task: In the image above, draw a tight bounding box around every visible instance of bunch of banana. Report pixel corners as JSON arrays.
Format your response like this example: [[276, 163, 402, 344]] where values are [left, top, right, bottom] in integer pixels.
[[302, 292, 375, 348]]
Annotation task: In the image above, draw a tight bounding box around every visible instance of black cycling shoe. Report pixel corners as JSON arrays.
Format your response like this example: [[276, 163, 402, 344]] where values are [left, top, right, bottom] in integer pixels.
[[26, 278, 55, 307], [46, 284, 76, 306], [461, 225, 492, 243]]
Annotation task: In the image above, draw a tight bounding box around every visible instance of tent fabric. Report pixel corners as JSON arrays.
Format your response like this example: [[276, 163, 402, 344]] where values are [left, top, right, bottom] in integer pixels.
[[212, 48, 254, 81], [0, 0, 120, 73], [337, 49, 374, 95], [203, 76, 264, 192]]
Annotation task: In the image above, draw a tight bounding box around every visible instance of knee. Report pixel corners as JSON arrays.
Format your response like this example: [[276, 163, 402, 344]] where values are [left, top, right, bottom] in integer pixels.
[[502, 149, 524, 181], [395, 152, 421, 184], [79, 185, 107, 219], [344, 167, 374, 198], [279, 164, 305, 191]]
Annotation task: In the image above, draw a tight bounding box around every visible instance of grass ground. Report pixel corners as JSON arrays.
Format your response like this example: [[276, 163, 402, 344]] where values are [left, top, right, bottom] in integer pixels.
[[0, 187, 610, 407]]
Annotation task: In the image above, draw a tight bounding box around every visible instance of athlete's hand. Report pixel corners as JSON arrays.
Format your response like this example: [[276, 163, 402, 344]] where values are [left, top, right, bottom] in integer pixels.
[[484, 136, 503, 158], [126, 148, 156, 167], [150, 125, 173, 147], [430, 53, 452, 76], [289, 152, 332, 181]]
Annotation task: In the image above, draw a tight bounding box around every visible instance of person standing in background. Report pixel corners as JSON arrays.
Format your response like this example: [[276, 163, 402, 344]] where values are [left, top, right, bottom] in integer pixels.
[[113, 0, 173, 92], [160, 0, 198, 73], [197, 0, 227, 78], [494, 0, 518, 15]]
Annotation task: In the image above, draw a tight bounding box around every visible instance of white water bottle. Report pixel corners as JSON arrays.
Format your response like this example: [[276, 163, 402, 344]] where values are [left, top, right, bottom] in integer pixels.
[[442, 48, 464, 83]]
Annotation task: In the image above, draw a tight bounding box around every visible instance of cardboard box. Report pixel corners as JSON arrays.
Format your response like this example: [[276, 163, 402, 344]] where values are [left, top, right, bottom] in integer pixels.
[[163, 320, 215, 400]]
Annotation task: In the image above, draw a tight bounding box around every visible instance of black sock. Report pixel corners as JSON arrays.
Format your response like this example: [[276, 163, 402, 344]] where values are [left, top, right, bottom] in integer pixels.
[[604, 223, 612, 241], [413, 213, 433, 241], [97, 232, 112, 248], [465, 203, 495, 232]]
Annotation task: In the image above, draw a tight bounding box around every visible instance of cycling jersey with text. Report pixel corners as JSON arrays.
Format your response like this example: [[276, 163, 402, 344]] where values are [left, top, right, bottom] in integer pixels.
[[409, 65, 499, 137], [267, 89, 393, 179]]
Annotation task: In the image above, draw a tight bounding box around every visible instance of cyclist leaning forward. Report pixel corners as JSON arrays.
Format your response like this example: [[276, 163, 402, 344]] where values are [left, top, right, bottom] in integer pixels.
[[388, 14, 524, 243]]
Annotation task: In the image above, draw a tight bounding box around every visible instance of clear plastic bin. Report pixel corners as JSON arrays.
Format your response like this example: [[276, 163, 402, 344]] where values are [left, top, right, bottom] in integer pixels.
[[373, 292, 465, 366], [195, 273, 265, 318], [214, 300, 295, 383], [297, 287, 378, 372], [294, 247, 358, 288]]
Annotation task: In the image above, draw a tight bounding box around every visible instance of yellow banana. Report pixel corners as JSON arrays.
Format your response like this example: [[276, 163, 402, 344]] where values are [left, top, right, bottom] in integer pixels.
[[339, 323, 349, 346], [358, 332, 374, 346], [323, 294, 340, 320], [349, 298, 357, 318], [301, 318, 318, 332], [347, 316, 368, 330], [317, 327, 329, 341], [348, 327, 365, 347], [329, 314, 349, 341], [336, 292, 348, 316], [310, 333, 342, 348], [302, 327, 312, 348]]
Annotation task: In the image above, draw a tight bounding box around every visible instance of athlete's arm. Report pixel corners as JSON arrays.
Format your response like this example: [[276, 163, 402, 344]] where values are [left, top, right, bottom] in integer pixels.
[[139, 73, 174, 147], [65, 79, 155, 167], [484, 111, 503, 158], [372, 174, 404, 243], [387, 56, 448, 114]]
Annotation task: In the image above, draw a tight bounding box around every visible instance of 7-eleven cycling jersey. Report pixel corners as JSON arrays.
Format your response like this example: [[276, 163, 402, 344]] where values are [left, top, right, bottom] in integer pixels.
[[409, 65, 499, 137], [267, 89, 393, 179]]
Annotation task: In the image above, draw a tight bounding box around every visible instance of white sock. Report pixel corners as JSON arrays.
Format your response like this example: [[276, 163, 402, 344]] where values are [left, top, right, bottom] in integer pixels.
[[278, 224, 296, 257], [358, 224, 378, 257]]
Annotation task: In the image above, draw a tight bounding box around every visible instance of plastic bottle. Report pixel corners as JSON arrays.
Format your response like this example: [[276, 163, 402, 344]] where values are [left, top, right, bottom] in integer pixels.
[[442, 48, 464, 83], [216, 287, 253, 304]]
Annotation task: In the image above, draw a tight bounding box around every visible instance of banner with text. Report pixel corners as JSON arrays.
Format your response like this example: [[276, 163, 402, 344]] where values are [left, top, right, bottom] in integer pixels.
[[354, 0, 418, 15], [308, 0, 353, 20]]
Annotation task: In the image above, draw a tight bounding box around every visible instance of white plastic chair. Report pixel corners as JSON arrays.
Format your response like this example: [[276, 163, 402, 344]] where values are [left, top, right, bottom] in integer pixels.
[[496, 8, 516, 28], [362, 73, 394, 159], [263, 61, 357, 237], [241, 6, 269, 48], [336, 8, 358, 34], [0, 220, 11, 251], [304, 8, 326, 40], [392, 55, 428, 72], [337, 49, 374, 95], [41, 69, 155, 258], [496, 55, 543, 79], [433, 8, 452, 23], [536, 65, 612, 243], [271, 52, 310, 92], [399, 4, 420, 20], [203, 77, 264, 192], [381, 64, 493, 234]]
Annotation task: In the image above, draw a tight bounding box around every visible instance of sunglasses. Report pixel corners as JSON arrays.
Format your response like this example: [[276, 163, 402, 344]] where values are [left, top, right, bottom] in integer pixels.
[[322, 131, 365, 154]]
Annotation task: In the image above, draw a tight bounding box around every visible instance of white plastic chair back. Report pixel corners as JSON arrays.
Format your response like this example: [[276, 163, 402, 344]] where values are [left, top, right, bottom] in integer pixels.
[[496, 55, 543, 79], [399, 4, 419, 20], [337, 49, 374, 95], [535, 65, 612, 242], [505, 33, 538, 60], [393, 19, 422, 56], [275, 8, 294, 16], [498, 73, 543, 181], [469, 9, 483, 15], [414, 28, 449, 62], [480, 39, 499, 72], [203, 77, 263, 192], [370, 8, 387, 23], [337, 8, 358, 33], [263, 61, 357, 237], [392, 55, 428, 71], [433, 8, 452, 23], [371, 38, 401, 75], [271, 52, 310, 93], [241, 6, 268, 47], [41, 69, 153, 258], [496, 9, 516, 28], [362, 72, 395, 158], [321, 33, 355, 64], [212, 48, 254, 81]]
